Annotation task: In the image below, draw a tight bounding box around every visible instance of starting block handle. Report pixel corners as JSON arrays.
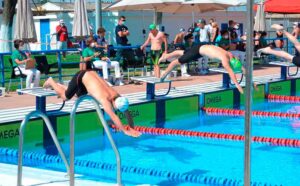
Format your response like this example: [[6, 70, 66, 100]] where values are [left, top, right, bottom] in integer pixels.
[[287, 66, 299, 77], [146, 81, 172, 100], [229, 74, 244, 86], [154, 81, 172, 97]]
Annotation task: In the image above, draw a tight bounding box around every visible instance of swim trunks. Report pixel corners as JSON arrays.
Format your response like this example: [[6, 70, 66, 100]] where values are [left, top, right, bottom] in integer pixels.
[[292, 56, 300, 67], [150, 50, 162, 65], [178, 44, 203, 64], [65, 70, 88, 99]]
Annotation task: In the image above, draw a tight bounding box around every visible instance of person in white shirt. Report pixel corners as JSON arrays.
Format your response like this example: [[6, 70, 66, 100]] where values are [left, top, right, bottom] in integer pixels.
[[197, 19, 210, 74]]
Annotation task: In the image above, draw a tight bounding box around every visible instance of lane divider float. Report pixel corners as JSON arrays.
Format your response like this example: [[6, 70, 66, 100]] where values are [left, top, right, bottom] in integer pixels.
[[0, 147, 282, 186], [267, 94, 300, 103], [202, 107, 300, 119], [115, 125, 300, 148]]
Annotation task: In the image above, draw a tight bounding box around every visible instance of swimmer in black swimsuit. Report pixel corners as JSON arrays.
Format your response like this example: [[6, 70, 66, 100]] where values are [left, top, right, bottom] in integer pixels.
[[159, 44, 244, 94], [43, 70, 141, 137], [257, 24, 300, 66]]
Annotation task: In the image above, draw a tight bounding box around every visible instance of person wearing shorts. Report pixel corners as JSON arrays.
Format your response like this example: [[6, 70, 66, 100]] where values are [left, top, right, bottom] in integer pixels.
[[43, 70, 141, 137], [257, 24, 300, 67], [141, 24, 168, 77], [160, 44, 244, 94], [56, 19, 68, 59]]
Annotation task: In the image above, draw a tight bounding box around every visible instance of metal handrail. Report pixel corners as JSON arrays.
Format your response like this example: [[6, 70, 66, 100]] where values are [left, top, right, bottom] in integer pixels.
[[69, 95, 122, 186], [17, 111, 70, 186]]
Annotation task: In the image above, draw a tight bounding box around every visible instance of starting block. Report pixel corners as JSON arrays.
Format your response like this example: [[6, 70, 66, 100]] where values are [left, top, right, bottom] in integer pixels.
[[17, 87, 65, 113], [131, 76, 172, 100], [209, 68, 243, 89], [269, 61, 298, 80]]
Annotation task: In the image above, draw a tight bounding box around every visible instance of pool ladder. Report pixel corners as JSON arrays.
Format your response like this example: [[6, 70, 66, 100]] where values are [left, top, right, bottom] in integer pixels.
[[17, 95, 122, 186], [17, 111, 70, 186], [69, 95, 122, 186]]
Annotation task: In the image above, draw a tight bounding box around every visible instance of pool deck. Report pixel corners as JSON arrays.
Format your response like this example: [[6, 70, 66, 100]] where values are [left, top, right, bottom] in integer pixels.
[[0, 65, 284, 110], [0, 163, 129, 186]]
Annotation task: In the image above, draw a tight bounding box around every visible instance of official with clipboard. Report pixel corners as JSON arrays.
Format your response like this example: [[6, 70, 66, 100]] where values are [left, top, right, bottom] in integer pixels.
[[11, 40, 41, 88]]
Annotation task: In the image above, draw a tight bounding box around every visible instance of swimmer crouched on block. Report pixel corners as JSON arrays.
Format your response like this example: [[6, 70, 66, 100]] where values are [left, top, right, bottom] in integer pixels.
[[43, 70, 141, 137]]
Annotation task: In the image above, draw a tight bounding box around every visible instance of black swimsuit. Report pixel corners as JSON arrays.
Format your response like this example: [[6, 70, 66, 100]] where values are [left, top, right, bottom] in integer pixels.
[[292, 56, 300, 67], [178, 44, 203, 64], [65, 70, 88, 100]]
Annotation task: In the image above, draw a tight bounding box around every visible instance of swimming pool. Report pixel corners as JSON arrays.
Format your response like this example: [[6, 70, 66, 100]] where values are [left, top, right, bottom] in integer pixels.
[[1, 100, 299, 186]]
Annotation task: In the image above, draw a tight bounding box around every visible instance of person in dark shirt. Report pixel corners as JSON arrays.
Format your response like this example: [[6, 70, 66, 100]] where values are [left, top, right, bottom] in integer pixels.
[[115, 16, 130, 61]]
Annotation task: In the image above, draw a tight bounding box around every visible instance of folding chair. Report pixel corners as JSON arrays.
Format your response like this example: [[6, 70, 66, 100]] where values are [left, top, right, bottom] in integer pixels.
[[7, 58, 26, 93]]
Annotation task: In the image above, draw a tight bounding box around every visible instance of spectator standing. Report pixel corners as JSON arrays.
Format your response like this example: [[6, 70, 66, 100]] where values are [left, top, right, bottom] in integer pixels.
[[94, 27, 108, 51], [115, 16, 130, 61], [174, 28, 185, 45], [210, 22, 219, 43], [197, 19, 210, 43], [56, 19, 69, 59]]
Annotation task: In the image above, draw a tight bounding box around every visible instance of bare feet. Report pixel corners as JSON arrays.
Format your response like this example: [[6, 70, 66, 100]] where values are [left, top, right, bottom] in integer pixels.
[[271, 24, 284, 31], [256, 47, 271, 57], [43, 77, 53, 89]]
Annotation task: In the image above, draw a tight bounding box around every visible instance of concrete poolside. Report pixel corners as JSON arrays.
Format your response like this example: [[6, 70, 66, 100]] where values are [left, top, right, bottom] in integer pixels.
[[0, 65, 284, 110]]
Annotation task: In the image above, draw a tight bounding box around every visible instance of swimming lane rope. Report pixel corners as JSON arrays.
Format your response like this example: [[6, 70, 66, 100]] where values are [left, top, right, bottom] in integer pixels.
[[202, 107, 300, 119], [267, 94, 300, 103], [0, 147, 282, 186], [114, 125, 300, 148]]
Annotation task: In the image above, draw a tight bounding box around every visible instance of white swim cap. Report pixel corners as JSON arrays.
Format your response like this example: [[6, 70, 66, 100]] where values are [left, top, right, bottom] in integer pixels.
[[115, 97, 129, 112]]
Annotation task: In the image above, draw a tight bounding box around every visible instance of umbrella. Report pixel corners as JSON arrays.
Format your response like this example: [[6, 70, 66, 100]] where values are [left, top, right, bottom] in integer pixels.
[[107, 0, 183, 11], [72, 0, 90, 37], [14, 0, 37, 42], [158, 0, 246, 14], [254, 2, 266, 32]]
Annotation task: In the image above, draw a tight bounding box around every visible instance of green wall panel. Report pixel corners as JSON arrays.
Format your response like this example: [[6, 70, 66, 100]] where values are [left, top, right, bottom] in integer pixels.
[[165, 96, 199, 120], [295, 79, 300, 96], [57, 111, 103, 143], [117, 102, 156, 127], [268, 81, 291, 96], [0, 119, 43, 149], [204, 90, 234, 108], [240, 84, 265, 105]]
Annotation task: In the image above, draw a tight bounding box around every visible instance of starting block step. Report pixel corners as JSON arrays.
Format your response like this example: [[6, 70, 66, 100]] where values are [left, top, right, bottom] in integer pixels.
[[17, 87, 64, 113], [131, 76, 171, 84], [269, 61, 295, 67], [209, 68, 242, 74], [268, 61, 298, 80], [17, 87, 57, 97], [130, 76, 172, 100], [209, 68, 243, 89]]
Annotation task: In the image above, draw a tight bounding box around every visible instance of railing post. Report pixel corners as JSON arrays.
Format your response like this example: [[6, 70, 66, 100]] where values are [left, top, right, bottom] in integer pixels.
[[17, 111, 70, 186], [57, 51, 62, 83], [0, 54, 5, 87], [70, 95, 122, 186]]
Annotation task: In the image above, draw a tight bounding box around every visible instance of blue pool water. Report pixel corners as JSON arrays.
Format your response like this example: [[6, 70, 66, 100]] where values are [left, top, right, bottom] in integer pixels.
[[2, 101, 300, 185]]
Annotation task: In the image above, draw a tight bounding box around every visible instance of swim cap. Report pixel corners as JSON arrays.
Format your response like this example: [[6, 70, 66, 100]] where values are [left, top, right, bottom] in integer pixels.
[[115, 97, 129, 112], [149, 24, 157, 30], [230, 58, 242, 72]]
